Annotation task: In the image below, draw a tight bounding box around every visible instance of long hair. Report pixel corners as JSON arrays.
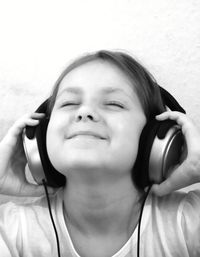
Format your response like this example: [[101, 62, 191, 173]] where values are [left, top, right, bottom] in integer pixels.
[[47, 50, 165, 119]]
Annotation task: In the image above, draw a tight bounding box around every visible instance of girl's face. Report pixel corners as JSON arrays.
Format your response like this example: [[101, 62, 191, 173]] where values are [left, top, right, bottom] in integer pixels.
[[46, 60, 146, 179]]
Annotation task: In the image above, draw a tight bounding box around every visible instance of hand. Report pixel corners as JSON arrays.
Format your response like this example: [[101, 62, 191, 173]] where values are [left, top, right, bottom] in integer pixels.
[[151, 111, 200, 196], [0, 112, 55, 197]]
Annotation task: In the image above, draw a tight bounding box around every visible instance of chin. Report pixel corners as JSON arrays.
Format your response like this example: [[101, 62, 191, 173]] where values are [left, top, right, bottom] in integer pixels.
[[54, 153, 102, 172]]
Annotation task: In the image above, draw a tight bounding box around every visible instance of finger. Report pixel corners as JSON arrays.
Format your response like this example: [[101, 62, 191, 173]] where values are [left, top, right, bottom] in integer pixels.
[[151, 163, 194, 196], [14, 112, 45, 125], [156, 111, 196, 131], [156, 111, 199, 150], [2, 113, 45, 146], [30, 112, 46, 119], [155, 111, 188, 136], [15, 112, 45, 130], [156, 111, 188, 125], [155, 110, 173, 120]]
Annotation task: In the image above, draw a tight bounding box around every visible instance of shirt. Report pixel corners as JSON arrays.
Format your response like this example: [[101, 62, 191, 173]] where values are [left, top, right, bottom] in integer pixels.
[[0, 188, 200, 257]]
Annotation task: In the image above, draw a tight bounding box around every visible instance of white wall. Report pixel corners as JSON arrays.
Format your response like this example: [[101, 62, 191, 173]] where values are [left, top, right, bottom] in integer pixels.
[[1, 0, 200, 138], [0, 0, 200, 189]]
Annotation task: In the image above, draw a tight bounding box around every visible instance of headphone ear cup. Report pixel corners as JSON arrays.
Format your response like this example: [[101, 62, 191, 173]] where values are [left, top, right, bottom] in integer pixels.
[[133, 119, 160, 190], [35, 117, 66, 187], [149, 120, 184, 184], [23, 100, 66, 188], [26, 124, 36, 140], [133, 119, 184, 190]]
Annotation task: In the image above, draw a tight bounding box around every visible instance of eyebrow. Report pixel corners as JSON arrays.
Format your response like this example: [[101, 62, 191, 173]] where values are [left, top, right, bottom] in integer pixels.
[[57, 87, 82, 98], [57, 86, 134, 100], [103, 87, 131, 95]]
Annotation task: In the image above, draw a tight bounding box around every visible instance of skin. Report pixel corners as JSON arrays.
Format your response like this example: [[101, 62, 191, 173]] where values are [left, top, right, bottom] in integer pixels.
[[1, 56, 200, 256], [46, 60, 147, 255]]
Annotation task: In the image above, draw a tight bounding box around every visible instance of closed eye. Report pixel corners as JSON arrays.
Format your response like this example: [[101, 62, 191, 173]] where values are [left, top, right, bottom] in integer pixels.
[[105, 101, 124, 109], [60, 101, 125, 109], [61, 102, 80, 107]]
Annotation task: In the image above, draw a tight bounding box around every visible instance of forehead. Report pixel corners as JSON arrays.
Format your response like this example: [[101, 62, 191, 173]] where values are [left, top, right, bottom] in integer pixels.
[[57, 60, 137, 96]]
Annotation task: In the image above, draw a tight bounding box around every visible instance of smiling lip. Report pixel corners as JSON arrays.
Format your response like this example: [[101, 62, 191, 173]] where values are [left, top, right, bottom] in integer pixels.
[[68, 131, 106, 140]]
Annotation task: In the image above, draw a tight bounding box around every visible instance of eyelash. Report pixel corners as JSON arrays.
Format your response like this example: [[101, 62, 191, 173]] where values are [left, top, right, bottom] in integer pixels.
[[61, 102, 79, 107], [60, 101, 125, 109], [105, 101, 124, 108]]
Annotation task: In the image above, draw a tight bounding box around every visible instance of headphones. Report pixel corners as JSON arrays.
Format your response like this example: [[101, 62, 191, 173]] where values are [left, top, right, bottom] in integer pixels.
[[22, 87, 186, 190]]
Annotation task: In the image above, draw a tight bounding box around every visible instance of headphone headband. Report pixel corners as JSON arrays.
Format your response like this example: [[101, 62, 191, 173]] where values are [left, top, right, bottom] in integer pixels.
[[159, 86, 186, 114], [24, 86, 185, 189]]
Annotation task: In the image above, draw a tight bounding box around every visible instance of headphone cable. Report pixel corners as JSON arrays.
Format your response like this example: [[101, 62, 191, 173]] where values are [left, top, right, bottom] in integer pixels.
[[42, 179, 151, 257], [137, 185, 152, 257], [42, 179, 61, 257]]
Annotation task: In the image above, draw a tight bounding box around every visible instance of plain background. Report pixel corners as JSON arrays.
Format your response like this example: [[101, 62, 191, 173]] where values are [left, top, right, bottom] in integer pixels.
[[0, 0, 200, 190]]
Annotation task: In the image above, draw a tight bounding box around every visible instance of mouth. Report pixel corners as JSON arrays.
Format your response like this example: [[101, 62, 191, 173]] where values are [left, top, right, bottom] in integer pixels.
[[68, 131, 106, 140]]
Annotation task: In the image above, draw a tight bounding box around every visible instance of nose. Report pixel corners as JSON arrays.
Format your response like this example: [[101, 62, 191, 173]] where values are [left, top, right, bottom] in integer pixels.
[[75, 105, 100, 122]]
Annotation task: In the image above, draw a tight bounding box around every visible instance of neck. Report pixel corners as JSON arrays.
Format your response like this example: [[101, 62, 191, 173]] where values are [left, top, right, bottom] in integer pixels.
[[63, 173, 143, 238]]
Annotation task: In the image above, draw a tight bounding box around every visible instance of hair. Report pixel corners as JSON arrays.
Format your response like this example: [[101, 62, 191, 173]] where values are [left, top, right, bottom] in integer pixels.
[[46, 50, 166, 119], [46, 50, 167, 191]]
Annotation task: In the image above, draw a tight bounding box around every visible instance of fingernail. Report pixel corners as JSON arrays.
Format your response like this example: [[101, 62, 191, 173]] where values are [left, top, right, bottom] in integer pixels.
[[37, 113, 45, 115]]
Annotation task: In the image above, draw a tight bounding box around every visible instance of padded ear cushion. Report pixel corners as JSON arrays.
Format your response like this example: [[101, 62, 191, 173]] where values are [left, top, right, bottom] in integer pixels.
[[26, 124, 36, 140], [133, 119, 178, 190], [24, 99, 66, 187], [35, 117, 66, 187], [133, 119, 160, 190], [26, 99, 49, 140], [157, 120, 177, 139]]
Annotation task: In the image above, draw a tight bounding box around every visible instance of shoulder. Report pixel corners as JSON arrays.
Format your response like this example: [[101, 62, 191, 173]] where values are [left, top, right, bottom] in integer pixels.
[[149, 188, 200, 221], [0, 188, 63, 227], [149, 189, 188, 213], [0, 196, 33, 254], [150, 188, 200, 215], [0, 189, 64, 255], [179, 189, 200, 235], [177, 189, 200, 255], [148, 189, 200, 255]]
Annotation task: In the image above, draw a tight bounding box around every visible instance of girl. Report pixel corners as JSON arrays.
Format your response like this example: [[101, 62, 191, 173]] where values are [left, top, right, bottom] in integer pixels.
[[0, 50, 200, 257]]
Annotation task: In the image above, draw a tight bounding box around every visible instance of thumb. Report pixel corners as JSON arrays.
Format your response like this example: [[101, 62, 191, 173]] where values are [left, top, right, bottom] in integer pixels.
[[151, 180, 174, 197], [151, 164, 192, 197], [20, 183, 56, 197]]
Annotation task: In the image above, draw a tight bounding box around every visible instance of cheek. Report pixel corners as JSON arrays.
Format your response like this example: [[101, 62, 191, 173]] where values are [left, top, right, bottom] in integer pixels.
[[46, 115, 66, 162], [113, 118, 141, 145], [114, 124, 140, 157], [46, 112, 70, 140], [111, 116, 146, 163]]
